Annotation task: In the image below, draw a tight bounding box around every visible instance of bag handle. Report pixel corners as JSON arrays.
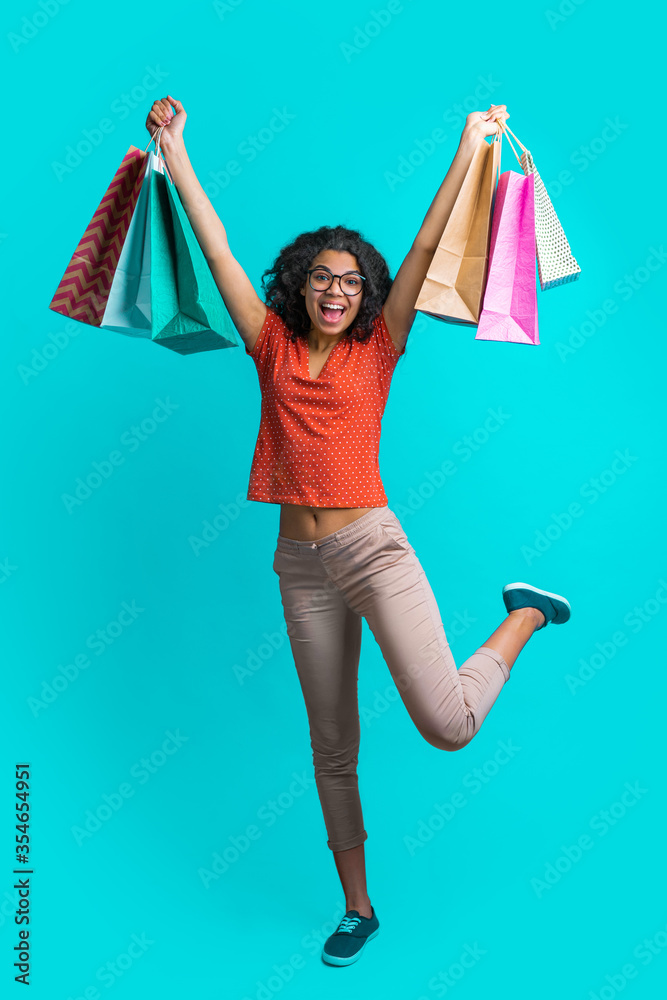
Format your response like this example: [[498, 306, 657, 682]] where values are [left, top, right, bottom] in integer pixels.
[[502, 122, 529, 154], [495, 119, 529, 169], [496, 118, 528, 170], [143, 126, 174, 185]]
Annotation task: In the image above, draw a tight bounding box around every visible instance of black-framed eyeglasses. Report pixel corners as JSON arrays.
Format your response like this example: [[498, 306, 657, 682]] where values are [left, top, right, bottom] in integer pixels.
[[306, 266, 366, 296]]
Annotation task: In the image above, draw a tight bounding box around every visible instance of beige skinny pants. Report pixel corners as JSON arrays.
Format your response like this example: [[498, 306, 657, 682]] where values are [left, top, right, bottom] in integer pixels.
[[273, 506, 511, 852]]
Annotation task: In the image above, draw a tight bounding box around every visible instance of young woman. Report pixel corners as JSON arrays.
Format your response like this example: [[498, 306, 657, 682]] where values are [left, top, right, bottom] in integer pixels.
[[146, 96, 571, 967]]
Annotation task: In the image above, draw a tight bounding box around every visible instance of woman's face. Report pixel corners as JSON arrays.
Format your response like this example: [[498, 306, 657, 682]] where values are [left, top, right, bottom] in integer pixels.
[[300, 250, 364, 337]]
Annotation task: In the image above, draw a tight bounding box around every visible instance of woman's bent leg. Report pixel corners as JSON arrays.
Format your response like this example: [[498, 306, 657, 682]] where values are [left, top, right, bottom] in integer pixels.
[[320, 510, 516, 753], [364, 557, 510, 751]]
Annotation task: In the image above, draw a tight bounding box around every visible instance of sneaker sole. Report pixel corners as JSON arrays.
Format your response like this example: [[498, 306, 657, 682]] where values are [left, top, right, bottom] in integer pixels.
[[322, 927, 380, 966], [502, 582, 571, 625]]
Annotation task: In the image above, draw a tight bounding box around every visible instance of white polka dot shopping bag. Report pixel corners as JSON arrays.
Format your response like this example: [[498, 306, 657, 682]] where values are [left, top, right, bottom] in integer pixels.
[[499, 122, 581, 290]]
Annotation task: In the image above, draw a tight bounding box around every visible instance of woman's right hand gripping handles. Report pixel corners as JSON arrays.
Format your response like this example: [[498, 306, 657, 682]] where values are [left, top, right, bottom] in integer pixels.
[[145, 95, 267, 352]]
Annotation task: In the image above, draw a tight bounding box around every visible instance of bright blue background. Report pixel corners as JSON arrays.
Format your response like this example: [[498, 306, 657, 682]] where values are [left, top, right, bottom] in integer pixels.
[[2, 1, 666, 997]]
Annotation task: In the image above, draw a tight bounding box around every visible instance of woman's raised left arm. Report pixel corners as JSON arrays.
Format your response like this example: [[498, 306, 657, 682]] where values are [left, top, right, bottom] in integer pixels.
[[383, 104, 509, 354]]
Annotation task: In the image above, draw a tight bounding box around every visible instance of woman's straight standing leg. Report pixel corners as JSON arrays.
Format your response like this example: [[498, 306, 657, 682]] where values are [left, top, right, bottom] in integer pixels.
[[273, 543, 369, 853]]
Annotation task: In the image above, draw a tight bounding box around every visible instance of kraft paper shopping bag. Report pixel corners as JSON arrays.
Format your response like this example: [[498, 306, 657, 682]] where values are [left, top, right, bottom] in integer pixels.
[[416, 131, 501, 325]]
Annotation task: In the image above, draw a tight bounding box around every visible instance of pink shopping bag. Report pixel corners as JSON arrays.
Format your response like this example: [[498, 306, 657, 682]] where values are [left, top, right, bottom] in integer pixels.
[[475, 170, 539, 345]]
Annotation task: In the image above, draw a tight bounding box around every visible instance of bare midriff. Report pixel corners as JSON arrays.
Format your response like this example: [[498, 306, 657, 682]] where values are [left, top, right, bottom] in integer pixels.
[[279, 503, 374, 541]]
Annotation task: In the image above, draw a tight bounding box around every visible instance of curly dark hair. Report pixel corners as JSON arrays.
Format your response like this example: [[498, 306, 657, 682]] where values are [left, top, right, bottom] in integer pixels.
[[260, 225, 394, 344]]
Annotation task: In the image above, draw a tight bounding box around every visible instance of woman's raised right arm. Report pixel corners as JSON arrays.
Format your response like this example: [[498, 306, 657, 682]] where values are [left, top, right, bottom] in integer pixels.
[[146, 95, 267, 351]]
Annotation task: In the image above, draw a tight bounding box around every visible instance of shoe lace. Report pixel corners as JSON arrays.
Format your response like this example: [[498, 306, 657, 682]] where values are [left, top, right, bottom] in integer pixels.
[[336, 914, 362, 934]]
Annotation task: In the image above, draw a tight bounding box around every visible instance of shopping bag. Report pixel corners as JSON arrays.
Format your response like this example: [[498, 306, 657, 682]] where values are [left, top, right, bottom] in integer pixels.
[[147, 149, 240, 355], [475, 170, 539, 345], [500, 122, 581, 290], [49, 147, 148, 324], [416, 130, 501, 325], [100, 151, 158, 337]]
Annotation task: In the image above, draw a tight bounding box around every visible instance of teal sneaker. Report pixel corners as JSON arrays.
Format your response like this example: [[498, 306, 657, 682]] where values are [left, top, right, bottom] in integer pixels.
[[321, 906, 380, 966], [502, 582, 571, 629]]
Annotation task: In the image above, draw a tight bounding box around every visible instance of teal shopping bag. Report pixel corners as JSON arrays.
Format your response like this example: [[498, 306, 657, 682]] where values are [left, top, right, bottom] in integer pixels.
[[148, 160, 240, 355], [101, 153, 156, 337]]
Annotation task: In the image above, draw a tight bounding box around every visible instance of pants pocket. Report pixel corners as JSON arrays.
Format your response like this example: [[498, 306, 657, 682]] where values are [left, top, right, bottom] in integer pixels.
[[378, 513, 412, 552], [273, 546, 286, 575]]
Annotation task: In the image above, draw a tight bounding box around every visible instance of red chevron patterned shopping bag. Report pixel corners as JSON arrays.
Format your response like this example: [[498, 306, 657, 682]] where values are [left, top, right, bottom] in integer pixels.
[[49, 147, 149, 324]]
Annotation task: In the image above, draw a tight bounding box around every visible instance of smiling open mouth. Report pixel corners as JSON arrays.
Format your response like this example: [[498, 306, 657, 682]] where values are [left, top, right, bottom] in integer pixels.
[[319, 302, 346, 323]]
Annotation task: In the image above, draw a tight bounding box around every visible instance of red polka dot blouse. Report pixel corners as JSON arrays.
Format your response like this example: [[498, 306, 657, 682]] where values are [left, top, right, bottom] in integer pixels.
[[245, 305, 405, 507]]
